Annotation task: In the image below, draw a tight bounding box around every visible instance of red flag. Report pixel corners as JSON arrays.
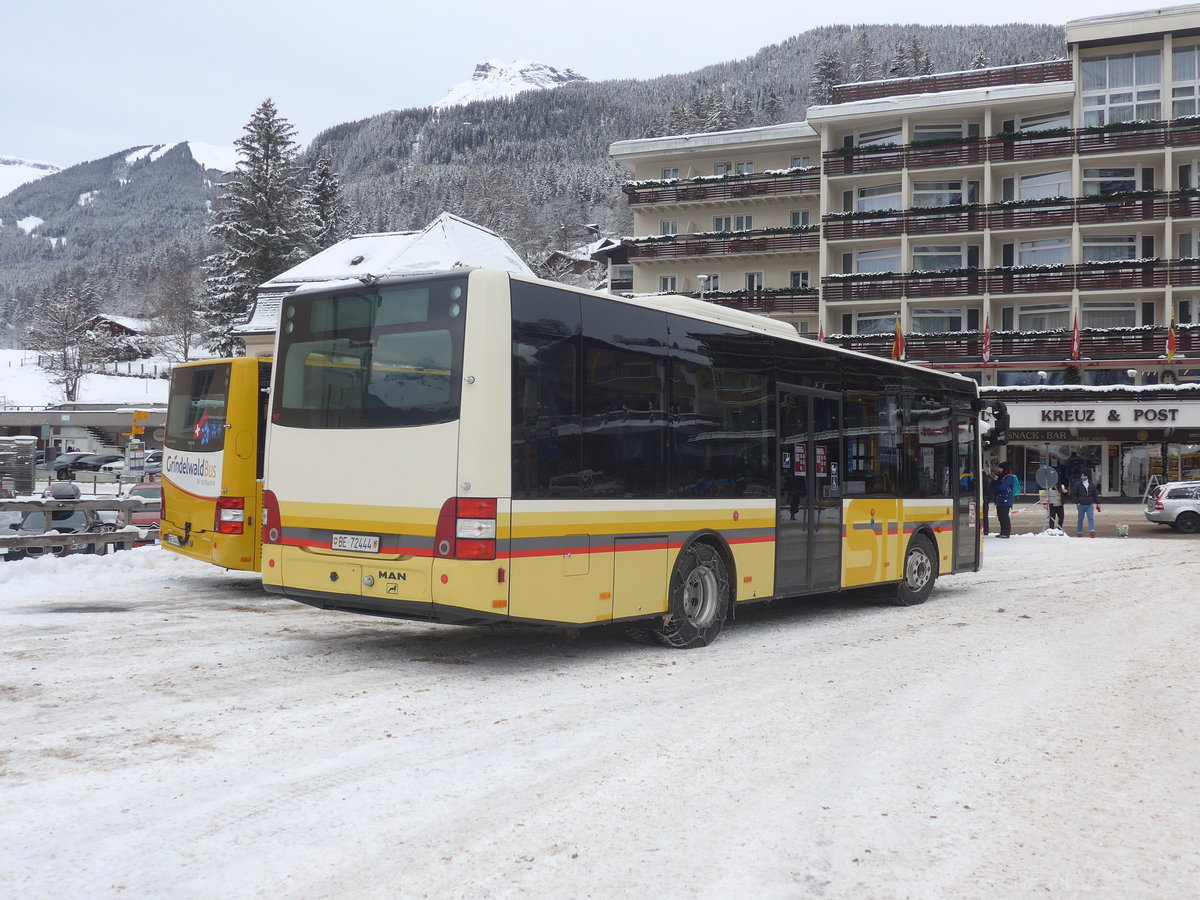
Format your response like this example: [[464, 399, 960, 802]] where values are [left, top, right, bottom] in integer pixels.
[[891, 319, 905, 361], [981, 314, 992, 363], [1167, 309, 1178, 362], [1070, 312, 1081, 361], [817, 325, 825, 342]]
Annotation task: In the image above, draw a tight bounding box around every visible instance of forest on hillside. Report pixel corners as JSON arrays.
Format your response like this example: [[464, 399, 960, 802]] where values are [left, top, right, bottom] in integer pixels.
[[0, 21, 1066, 346]]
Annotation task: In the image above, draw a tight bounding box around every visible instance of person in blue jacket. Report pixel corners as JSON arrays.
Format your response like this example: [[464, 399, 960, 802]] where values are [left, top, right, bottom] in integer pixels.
[[992, 461, 1017, 538]]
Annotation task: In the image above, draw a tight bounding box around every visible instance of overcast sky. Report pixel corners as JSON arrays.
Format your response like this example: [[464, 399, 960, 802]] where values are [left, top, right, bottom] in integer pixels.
[[1, 0, 1156, 168]]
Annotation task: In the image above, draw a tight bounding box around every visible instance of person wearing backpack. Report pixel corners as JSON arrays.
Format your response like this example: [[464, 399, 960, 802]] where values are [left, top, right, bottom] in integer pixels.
[[992, 461, 1017, 538]]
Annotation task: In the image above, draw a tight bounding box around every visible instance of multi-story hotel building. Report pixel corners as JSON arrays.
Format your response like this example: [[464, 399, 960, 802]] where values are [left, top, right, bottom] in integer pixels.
[[610, 4, 1200, 499]]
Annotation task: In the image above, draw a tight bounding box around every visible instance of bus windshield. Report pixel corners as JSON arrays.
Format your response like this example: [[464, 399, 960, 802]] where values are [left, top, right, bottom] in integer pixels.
[[166, 364, 230, 452], [273, 276, 468, 429]]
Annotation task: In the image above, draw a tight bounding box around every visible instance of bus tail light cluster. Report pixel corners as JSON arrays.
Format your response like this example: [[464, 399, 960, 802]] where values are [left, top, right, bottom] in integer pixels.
[[216, 497, 245, 534], [435, 498, 497, 560], [261, 490, 282, 544]]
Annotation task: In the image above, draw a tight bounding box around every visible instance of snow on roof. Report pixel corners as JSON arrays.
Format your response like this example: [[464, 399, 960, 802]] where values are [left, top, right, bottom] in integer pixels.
[[806, 80, 1075, 120], [91, 314, 154, 333], [237, 213, 533, 334]]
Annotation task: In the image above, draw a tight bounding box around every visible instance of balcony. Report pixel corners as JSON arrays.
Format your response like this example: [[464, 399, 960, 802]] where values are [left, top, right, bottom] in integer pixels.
[[830, 60, 1072, 104], [625, 226, 819, 260], [822, 260, 1179, 302], [622, 170, 820, 207], [823, 118, 1200, 178], [828, 324, 1197, 366], [688, 289, 819, 315]]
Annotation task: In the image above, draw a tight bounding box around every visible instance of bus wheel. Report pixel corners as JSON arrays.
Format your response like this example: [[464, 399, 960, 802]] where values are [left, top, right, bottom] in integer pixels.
[[895, 534, 937, 606], [654, 542, 730, 649]]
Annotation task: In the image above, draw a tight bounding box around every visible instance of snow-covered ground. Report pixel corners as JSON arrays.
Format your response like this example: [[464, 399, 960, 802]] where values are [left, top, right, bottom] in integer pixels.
[[2, 535, 1196, 898], [0, 349, 169, 407]]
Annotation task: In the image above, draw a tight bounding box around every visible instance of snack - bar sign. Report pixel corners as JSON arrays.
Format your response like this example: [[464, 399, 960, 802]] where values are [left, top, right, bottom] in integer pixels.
[[1009, 401, 1199, 430]]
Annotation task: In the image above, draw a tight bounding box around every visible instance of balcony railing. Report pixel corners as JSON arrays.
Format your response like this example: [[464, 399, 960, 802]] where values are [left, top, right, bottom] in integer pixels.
[[625, 227, 819, 260], [823, 118, 1200, 177], [623, 170, 820, 206], [824, 192, 1179, 240], [830, 60, 1072, 104], [828, 324, 1199, 365], [822, 260, 1184, 302], [687, 289, 819, 315]]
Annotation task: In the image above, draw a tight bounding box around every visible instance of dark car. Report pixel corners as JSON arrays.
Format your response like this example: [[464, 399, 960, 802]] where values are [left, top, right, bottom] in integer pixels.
[[52, 452, 92, 479], [5, 506, 111, 561], [66, 454, 123, 477]]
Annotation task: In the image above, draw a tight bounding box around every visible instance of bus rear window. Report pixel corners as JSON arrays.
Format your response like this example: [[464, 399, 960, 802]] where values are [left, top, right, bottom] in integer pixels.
[[166, 365, 229, 452], [273, 277, 467, 429]]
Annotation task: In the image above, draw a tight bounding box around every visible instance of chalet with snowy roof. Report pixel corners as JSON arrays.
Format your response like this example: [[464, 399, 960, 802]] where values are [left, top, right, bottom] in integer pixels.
[[236, 212, 533, 357], [86, 313, 156, 361]]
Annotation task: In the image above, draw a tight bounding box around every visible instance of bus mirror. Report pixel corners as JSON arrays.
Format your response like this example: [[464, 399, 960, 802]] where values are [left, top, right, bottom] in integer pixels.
[[982, 400, 1009, 448]]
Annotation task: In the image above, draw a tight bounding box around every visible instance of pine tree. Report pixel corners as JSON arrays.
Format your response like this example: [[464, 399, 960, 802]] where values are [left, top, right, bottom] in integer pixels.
[[203, 98, 310, 356], [971, 51, 991, 69], [304, 155, 352, 252], [850, 30, 879, 83], [23, 285, 101, 402], [810, 47, 845, 105]]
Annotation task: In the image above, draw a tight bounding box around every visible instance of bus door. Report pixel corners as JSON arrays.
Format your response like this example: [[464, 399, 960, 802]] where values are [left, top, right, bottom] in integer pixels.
[[954, 413, 981, 571], [775, 387, 842, 596]]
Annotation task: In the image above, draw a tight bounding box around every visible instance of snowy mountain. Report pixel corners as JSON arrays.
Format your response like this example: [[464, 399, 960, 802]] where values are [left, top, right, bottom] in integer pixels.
[[0, 156, 60, 200], [124, 141, 239, 173], [434, 59, 588, 108]]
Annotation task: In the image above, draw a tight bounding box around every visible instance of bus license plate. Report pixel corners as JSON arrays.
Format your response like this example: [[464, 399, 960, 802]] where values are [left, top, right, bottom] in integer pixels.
[[332, 533, 380, 553], [165, 534, 184, 547]]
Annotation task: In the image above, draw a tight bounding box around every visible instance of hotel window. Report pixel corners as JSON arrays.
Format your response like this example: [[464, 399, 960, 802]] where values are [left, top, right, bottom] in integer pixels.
[[612, 264, 633, 283], [855, 126, 901, 147], [1180, 230, 1200, 258], [659, 275, 677, 292], [912, 180, 977, 207], [713, 215, 732, 232], [1016, 303, 1070, 330], [851, 310, 902, 335], [1083, 301, 1139, 328], [1179, 298, 1200, 323], [912, 245, 969, 271], [1083, 167, 1137, 196], [913, 123, 978, 143], [661, 167, 679, 180], [790, 210, 810, 227], [714, 162, 733, 176], [1015, 110, 1072, 132], [911, 307, 964, 333], [855, 246, 902, 273], [735, 161, 754, 175], [660, 219, 678, 235], [1173, 45, 1200, 117], [697, 274, 719, 293], [1017, 170, 1071, 201], [790, 270, 810, 289], [1178, 159, 1200, 189], [1082, 234, 1137, 262], [857, 183, 902, 212], [734, 215, 753, 232], [1018, 237, 1071, 266], [745, 272, 763, 291], [791, 155, 811, 168], [1081, 51, 1162, 126]]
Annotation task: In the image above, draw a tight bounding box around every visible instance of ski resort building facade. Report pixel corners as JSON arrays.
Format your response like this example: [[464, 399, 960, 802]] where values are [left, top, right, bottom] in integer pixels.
[[610, 4, 1200, 497]]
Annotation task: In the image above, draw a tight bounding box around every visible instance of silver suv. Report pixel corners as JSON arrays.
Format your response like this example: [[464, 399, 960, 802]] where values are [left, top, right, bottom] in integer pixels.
[[1145, 481, 1200, 533]]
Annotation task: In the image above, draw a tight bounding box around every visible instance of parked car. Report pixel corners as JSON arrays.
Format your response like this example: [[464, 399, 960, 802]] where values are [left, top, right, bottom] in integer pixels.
[[1145, 481, 1200, 533], [99, 450, 163, 480], [67, 454, 123, 477], [5, 506, 112, 560], [117, 482, 162, 545], [52, 452, 92, 479]]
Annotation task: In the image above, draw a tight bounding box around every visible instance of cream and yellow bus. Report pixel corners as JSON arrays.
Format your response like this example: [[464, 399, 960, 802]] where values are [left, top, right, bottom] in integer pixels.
[[161, 357, 271, 571], [261, 270, 982, 647]]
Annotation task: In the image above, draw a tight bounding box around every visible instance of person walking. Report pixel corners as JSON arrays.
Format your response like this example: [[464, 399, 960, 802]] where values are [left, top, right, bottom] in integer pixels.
[[1048, 465, 1067, 529], [1070, 468, 1102, 537], [993, 462, 1017, 538], [981, 465, 997, 535]]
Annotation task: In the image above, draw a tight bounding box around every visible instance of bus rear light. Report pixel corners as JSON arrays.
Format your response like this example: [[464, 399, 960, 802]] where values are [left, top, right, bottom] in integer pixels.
[[216, 496, 245, 535], [261, 490, 282, 544], [435, 497, 497, 560]]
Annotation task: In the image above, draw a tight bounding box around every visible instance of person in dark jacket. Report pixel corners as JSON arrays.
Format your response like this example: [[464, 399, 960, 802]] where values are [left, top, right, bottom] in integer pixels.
[[993, 462, 1017, 538], [1070, 469, 1102, 537], [982, 466, 997, 535]]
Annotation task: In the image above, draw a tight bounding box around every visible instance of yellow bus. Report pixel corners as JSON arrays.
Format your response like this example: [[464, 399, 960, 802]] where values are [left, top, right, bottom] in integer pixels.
[[261, 270, 982, 647], [161, 357, 271, 571]]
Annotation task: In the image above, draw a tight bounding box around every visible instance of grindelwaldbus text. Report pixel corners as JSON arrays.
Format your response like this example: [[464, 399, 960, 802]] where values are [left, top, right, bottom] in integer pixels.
[[260, 270, 982, 647]]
